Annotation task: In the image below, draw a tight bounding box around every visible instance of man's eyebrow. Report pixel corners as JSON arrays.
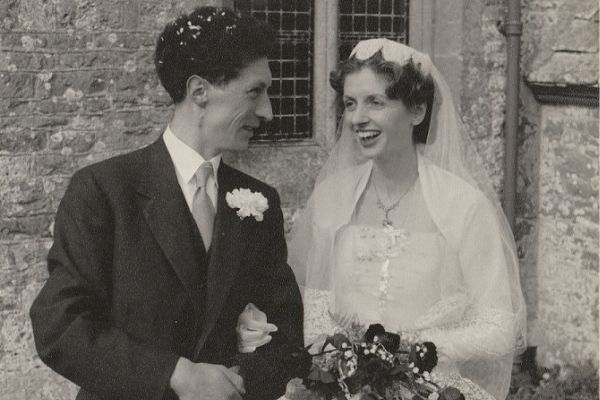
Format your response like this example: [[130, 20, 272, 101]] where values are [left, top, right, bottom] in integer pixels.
[[248, 81, 268, 89]]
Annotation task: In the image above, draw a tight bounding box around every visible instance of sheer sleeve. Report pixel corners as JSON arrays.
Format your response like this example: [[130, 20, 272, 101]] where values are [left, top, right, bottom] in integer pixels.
[[419, 195, 518, 357], [411, 194, 524, 399]]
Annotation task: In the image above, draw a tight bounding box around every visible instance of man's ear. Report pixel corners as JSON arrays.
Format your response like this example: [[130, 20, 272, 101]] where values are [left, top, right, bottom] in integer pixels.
[[186, 75, 210, 107], [411, 104, 427, 126]]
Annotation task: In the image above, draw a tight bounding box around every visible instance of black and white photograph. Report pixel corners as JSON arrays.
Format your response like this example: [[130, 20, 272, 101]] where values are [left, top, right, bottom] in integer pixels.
[[0, 1, 598, 399]]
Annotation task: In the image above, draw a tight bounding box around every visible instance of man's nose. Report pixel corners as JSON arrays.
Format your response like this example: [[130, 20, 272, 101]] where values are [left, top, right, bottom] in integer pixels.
[[256, 92, 273, 122]]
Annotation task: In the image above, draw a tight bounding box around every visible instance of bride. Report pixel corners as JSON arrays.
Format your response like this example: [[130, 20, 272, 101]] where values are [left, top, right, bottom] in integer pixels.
[[238, 39, 526, 400]]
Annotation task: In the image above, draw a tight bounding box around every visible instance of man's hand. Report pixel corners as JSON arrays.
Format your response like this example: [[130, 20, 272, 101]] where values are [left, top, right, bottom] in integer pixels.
[[236, 303, 278, 353], [170, 358, 245, 400]]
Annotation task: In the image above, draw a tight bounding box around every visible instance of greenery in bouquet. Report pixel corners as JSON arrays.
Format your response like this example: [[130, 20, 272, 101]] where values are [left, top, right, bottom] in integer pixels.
[[295, 323, 465, 400]]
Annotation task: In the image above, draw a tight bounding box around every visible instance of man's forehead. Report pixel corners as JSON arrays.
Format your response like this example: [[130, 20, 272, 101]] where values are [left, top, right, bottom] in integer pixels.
[[238, 58, 272, 82]]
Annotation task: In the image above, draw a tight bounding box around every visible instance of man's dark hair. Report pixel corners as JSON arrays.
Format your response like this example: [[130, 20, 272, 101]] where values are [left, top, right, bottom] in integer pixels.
[[330, 50, 435, 144], [155, 7, 276, 103]]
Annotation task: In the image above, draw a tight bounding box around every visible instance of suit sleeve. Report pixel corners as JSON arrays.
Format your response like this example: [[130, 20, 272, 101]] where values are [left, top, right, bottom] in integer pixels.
[[230, 189, 304, 400], [29, 169, 180, 400]]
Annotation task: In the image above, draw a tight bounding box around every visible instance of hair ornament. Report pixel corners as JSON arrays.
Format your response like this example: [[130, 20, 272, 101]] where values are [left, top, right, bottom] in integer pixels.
[[351, 38, 431, 76]]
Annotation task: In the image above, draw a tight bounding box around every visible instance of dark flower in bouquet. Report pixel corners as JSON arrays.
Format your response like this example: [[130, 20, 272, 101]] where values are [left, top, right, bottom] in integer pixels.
[[363, 324, 400, 353], [409, 341, 438, 374], [288, 324, 464, 400]]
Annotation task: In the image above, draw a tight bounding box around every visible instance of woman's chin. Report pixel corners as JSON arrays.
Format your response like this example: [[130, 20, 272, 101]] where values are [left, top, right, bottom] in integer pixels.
[[355, 137, 385, 160], [357, 143, 385, 160]]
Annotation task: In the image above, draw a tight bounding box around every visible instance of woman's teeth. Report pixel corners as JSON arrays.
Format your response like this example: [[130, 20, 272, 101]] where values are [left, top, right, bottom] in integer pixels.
[[357, 130, 380, 140]]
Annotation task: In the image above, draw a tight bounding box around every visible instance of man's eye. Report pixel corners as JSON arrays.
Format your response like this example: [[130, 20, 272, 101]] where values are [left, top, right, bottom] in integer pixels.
[[344, 100, 355, 109], [248, 88, 262, 98]]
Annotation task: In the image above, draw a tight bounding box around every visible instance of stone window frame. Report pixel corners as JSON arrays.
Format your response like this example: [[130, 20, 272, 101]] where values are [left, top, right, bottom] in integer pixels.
[[308, 0, 464, 152]]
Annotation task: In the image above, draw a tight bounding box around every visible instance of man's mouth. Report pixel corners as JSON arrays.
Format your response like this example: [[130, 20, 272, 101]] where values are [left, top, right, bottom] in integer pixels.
[[242, 126, 258, 134]]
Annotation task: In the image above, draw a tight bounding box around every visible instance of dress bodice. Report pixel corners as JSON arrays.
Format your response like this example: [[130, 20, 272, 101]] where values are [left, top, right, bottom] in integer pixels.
[[333, 225, 446, 331]]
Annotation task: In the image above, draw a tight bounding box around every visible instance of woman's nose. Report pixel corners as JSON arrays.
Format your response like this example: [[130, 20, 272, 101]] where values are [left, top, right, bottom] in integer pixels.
[[351, 105, 368, 126]]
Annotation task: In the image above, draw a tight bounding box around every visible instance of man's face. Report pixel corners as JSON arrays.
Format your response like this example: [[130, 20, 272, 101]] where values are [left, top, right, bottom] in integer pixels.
[[201, 58, 273, 156]]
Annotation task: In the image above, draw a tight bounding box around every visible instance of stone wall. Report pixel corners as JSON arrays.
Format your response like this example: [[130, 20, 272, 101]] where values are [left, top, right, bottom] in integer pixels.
[[519, 0, 599, 367], [0, 0, 597, 398]]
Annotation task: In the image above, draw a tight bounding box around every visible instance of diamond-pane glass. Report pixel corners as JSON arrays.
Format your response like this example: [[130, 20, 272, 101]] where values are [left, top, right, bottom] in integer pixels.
[[234, 0, 313, 142]]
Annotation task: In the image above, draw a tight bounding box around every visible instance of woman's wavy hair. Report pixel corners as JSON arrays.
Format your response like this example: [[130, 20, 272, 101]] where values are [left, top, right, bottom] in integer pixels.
[[330, 50, 435, 144]]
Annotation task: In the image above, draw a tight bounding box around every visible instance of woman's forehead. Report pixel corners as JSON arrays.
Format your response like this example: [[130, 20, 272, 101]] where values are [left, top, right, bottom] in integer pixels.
[[343, 67, 388, 96]]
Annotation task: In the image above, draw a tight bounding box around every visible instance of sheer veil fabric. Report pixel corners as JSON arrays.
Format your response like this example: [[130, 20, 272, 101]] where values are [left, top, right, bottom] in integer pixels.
[[288, 39, 526, 399]]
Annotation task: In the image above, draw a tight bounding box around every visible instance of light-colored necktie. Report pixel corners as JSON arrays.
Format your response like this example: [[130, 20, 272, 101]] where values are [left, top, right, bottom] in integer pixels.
[[192, 162, 215, 251]]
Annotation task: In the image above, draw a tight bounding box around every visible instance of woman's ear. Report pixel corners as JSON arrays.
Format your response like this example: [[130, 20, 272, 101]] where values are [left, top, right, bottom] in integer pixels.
[[411, 104, 427, 126], [186, 75, 210, 107]]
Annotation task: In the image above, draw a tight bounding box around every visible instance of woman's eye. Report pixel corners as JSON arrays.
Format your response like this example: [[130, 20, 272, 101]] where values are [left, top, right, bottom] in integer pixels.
[[344, 100, 355, 109]]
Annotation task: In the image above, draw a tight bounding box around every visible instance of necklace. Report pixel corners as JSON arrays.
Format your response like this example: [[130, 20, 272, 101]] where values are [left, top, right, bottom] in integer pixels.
[[373, 176, 417, 227]]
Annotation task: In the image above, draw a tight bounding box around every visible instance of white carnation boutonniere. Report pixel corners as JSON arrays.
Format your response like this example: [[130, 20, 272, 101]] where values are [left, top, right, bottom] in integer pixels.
[[226, 188, 269, 221]]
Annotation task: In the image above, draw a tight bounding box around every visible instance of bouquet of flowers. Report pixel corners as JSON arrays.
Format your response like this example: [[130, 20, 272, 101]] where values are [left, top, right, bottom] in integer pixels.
[[292, 324, 465, 400]]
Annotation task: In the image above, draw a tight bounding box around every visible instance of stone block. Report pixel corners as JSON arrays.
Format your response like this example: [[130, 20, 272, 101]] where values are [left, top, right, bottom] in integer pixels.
[[0, 99, 36, 116], [0, 127, 47, 154], [528, 52, 599, 85], [48, 129, 97, 154], [0, 215, 54, 240], [32, 153, 82, 177], [0, 155, 33, 183], [1, 178, 53, 218], [0, 71, 35, 99]]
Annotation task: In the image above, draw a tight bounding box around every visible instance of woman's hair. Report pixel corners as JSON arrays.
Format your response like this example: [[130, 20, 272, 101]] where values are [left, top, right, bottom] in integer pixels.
[[330, 50, 435, 144], [154, 7, 276, 103]]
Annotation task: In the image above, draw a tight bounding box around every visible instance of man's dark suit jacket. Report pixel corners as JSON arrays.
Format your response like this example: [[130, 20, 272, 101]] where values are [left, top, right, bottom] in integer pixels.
[[30, 138, 303, 400]]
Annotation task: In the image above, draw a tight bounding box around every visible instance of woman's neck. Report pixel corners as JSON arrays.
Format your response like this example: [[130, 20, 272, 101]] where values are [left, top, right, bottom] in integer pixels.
[[372, 146, 418, 197]]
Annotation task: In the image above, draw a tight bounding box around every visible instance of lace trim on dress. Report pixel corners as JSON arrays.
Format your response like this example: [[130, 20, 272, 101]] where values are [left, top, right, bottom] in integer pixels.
[[303, 288, 338, 344]]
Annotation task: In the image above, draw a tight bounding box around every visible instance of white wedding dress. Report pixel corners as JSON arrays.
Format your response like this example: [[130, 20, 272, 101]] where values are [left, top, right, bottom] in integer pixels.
[[284, 39, 525, 400], [288, 155, 525, 400]]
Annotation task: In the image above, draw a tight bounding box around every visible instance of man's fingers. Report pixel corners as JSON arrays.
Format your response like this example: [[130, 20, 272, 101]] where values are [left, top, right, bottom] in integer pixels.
[[239, 328, 270, 342], [239, 332, 273, 347], [237, 344, 257, 353], [228, 366, 240, 374], [252, 335, 272, 348], [243, 319, 278, 332], [222, 368, 245, 394], [238, 334, 272, 353]]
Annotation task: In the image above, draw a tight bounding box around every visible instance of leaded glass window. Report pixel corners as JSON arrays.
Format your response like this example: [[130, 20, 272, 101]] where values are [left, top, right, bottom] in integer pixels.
[[234, 0, 312, 141], [339, 0, 409, 60]]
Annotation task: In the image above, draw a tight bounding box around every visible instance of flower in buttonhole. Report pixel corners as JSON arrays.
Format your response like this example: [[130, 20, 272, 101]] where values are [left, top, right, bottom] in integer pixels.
[[226, 188, 269, 221]]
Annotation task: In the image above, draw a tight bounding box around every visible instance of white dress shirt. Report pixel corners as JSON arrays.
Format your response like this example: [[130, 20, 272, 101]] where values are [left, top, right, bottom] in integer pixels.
[[163, 127, 221, 212]]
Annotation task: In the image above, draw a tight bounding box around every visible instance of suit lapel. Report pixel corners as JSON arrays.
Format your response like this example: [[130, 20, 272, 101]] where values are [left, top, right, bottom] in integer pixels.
[[137, 139, 206, 317], [193, 162, 250, 359]]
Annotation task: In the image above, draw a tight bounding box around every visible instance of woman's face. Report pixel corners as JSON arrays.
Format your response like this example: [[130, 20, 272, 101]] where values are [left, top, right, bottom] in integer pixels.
[[342, 67, 418, 162]]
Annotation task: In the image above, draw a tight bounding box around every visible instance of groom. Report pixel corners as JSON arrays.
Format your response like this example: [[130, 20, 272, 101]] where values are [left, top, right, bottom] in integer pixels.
[[30, 7, 303, 400]]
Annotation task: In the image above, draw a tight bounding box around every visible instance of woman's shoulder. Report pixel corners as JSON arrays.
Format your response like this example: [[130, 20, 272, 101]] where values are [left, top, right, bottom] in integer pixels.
[[418, 155, 491, 214], [417, 155, 502, 248]]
